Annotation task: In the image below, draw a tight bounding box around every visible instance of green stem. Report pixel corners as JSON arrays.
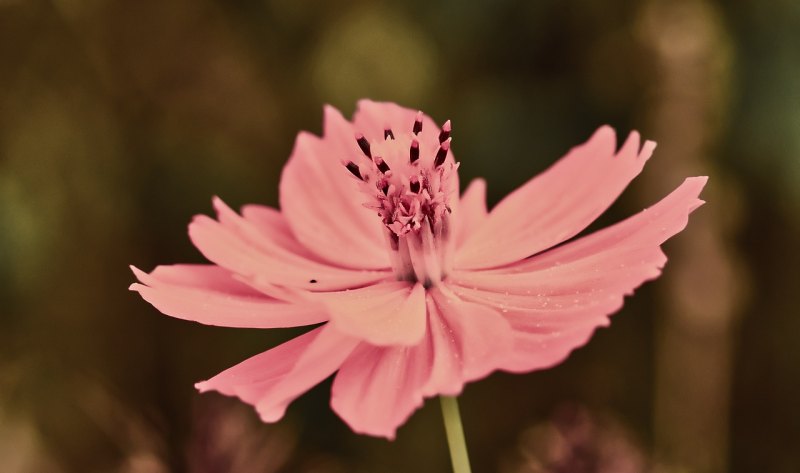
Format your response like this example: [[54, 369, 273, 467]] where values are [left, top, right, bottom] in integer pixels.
[[440, 396, 473, 473]]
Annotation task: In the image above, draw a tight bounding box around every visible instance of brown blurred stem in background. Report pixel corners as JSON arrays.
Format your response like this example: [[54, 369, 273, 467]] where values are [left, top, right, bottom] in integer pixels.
[[636, 1, 747, 472]]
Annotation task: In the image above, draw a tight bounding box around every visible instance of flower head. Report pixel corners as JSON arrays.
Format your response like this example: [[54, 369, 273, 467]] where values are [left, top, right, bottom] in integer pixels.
[[130, 100, 707, 439]]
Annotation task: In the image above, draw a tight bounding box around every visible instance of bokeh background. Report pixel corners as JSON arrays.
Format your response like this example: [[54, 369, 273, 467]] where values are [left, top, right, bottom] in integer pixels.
[[1, 0, 798, 472]]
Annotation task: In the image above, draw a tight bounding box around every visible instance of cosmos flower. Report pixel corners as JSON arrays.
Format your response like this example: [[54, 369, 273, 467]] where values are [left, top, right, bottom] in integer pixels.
[[130, 100, 706, 439]]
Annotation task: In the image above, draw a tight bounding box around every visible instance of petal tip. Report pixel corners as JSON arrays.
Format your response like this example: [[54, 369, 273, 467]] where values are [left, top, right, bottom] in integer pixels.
[[466, 177, 487, 192], [594, 124, 617, 141], [685, 176, 710, 201], [640, 139, 658, 158], [337, 416, 398, 441], [374, 429, 397, 441], [322, 103, 340, 115], [212, 196, 238, 219], [130, 265, 151, 284], [256, 405, 286, 424], [583, 125, 618, 156], [355, 98, 378, 110], [617, 130, 642, 158], [188, 214, 210, 227], [596, 124, 614, 133], [322, 105, 350, 135], [344, 421, 398, 440], [690, 199, 706, 212]]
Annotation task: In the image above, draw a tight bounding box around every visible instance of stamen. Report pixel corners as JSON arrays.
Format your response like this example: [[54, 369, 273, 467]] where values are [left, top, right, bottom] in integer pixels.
[[409, 175, 421, 193], [379, 179, 390, 195], [375, 156, 390, 174], [345, 161, 363, 180], [434, 138, 451, 167], [389, 232, 399, 251], [438, 120, 451, 143], [410, 139, 420, 163], [355, 133, 371, 158], [413, 111, 423, 135], [345, 112, 459, 287]]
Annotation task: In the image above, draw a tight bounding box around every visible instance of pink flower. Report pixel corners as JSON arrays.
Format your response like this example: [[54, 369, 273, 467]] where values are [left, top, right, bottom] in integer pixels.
[[130, 100, 707, 440]]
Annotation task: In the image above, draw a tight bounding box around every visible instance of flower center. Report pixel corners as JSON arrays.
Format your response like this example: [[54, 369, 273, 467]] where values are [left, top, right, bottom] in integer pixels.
[[343, 113, 458, 286]]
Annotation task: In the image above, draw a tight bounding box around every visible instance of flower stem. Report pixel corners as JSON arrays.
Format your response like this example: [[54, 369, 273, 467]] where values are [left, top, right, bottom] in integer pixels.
[[440, 396, 472, 473]]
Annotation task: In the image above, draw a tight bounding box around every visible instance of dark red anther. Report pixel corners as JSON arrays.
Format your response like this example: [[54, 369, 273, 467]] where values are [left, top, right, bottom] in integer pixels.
[[355, 133, 371, 158], [384, 128, 394, 140], [375, 156, 390, 174], [438, 120, 451, 143], [409, 139, 420, 163], [345, 161, 363, 180], [412, 111, 423, 135], [409, 176, 421, 193], [434, 139, 451, 167]]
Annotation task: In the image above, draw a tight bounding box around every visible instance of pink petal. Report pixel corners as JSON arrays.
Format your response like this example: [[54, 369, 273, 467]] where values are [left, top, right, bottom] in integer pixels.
[[330, 340, 433, 439], [239, 203, 318, 259], [196, 325, 359, 423], [501, 309, 609, 372], [449, 176, 707, 373], [456, 127, 656, 269], [278, 106, 391, 270], [138, 263, 264, 295], [423, 286, 514, 395], [449, 285, 613, 373], [188, 197, 389, 291], [320, 281, 427, 346], [328, 286, 514, 439], [352, 99, 442, 144], [455, 178, 488, 249], [195, 327, 320, 403], [129, 265, 327, 328], [502, 317, 605, 373]]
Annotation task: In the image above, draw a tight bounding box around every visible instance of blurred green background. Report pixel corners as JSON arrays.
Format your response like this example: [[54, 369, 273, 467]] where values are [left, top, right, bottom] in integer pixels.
[[1, 0, 798, 472]]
